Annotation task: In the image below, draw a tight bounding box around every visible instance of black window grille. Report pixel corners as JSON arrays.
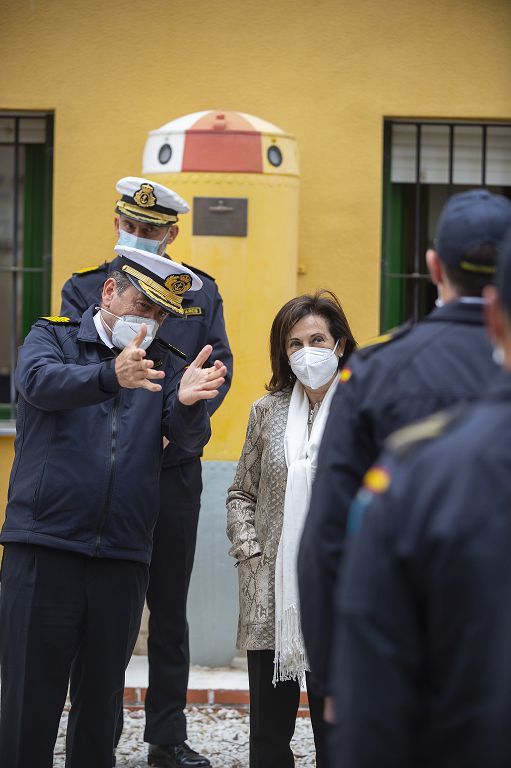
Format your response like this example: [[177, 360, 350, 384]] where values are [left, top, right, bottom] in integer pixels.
[[0, 112, 53, 420], [381, 119, 511, 332]]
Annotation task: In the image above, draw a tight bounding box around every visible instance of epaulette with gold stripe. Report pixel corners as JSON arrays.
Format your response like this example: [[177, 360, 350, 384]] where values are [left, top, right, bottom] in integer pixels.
[[39, 315, 78, 324], [386, 408, 460, 459], [72, 263, 108, 276], [357, 321, 413, 357], [182, 262, 216, 283]]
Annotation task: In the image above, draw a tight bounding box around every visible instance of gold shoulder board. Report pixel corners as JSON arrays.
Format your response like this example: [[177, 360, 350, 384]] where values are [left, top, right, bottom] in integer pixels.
[[387, 410, 453, 455], [73, 264, 104, 275], [40, 316, 73, 324], [358, 331, 393, 351]]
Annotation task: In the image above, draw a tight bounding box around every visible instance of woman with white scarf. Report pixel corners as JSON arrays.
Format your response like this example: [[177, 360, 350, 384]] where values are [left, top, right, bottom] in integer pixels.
[[227, 291, 356, 768]]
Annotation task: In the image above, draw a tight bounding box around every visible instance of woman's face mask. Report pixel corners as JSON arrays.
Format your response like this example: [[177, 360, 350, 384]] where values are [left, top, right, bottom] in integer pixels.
[[289, 341, 340, 390], [116, 228, 170, 256], [101, 307, 158, 350]]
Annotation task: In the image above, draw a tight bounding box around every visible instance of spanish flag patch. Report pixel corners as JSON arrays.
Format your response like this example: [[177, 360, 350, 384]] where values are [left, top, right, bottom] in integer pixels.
[[362, 466, 391, 494]]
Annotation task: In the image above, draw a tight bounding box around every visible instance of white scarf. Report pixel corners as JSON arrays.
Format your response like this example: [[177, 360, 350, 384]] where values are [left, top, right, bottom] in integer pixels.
[[273, 377, 337, 686]]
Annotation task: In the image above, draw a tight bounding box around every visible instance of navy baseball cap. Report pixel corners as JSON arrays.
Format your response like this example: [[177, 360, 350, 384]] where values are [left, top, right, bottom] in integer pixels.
[[496, 227, 511, 314], [436, 189, 511, 274]]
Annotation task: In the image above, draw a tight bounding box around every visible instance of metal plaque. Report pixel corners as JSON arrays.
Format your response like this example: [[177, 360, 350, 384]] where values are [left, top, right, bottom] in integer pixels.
[[192, 197, 248, 237]]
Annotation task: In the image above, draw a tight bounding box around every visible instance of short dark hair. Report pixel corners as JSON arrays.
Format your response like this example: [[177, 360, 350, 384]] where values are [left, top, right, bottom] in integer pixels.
[[442, 243, 498, 297], [110, 270, 133, 295], [266, 290, 357, 393]]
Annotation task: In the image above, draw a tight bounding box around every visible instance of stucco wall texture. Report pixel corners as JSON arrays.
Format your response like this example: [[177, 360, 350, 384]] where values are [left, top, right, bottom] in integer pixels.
[[0, 0, 510, 510]]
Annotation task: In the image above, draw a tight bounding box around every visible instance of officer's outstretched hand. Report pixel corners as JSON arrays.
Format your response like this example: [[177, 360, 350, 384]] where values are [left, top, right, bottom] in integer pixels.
[[114, 324, 165, 392], [178, 344, 227, 405]]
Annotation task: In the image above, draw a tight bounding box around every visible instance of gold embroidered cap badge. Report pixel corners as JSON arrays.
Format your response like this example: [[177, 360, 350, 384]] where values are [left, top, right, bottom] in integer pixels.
[[165, 274, 192, 295], [133, 184, 157, 209]]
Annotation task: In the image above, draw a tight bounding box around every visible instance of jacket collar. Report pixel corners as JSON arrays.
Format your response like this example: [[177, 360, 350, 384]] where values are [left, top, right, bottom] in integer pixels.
[[424, 298, 485, 326], [77, 305, 104, 343]]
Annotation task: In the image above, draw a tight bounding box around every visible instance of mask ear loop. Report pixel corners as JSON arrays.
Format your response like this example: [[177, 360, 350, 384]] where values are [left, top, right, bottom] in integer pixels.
[[97, 306, 121, 335]]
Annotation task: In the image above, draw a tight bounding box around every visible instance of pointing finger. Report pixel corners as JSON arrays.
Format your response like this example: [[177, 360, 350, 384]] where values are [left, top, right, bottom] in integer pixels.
[[132, 323, 148, 348], [190, 344, 213, 369]]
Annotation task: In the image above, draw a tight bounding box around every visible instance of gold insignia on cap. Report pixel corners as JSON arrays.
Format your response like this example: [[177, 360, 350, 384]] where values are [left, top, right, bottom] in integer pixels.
[[165, 274, 192, 295], [121, 264, 190, 314], [115, 200, 177, 225], [459, 260, 496, 274], [133, 183, 157, 209]]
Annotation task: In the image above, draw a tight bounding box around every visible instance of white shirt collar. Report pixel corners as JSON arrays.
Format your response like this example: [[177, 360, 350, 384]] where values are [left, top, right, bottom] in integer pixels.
[[93, 309, 114, 348]]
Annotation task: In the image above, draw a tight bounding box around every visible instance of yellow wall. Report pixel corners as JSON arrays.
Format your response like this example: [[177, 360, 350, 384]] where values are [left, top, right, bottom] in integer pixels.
[[0, 437, 14, 537], [1, 0, 510, 504], [158, 171, 300, 460]]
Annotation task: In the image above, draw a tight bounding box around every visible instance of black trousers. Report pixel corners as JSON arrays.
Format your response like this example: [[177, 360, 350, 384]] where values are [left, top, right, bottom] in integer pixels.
[[143, 459, 202, 745], [247, 649, 328, 768], [0, 543, 148, 768]]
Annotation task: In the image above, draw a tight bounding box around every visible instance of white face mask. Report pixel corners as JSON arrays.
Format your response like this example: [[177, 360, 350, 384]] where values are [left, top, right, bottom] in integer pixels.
[[101, 308, 158, 350], [289, 341, 340, 390], [116, 228, 170, 256]]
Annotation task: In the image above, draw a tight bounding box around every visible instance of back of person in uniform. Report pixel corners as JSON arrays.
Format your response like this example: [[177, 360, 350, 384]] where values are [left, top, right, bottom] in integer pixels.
[[298, 188, 511, 705], [332, 224, 511, 768], [60, 177, 233, 768]]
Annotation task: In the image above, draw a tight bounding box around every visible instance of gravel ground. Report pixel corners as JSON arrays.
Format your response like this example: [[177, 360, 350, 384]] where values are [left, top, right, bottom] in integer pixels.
[[54, 706, 316, 767]]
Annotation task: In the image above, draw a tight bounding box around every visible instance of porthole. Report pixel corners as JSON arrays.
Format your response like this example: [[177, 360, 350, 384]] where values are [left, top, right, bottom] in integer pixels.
[[267, 145, 283, 167], [158, 143, 173, 164]]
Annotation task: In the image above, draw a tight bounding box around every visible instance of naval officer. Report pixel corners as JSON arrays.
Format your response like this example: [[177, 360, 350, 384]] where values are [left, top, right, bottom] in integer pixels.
[[0, 245, 226, 768], [61, 177, 233, 768]]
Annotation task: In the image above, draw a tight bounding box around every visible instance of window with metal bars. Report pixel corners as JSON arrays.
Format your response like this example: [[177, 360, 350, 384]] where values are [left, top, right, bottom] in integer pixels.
[[381, 119, 511, 332], [0, 112, 53, 421]]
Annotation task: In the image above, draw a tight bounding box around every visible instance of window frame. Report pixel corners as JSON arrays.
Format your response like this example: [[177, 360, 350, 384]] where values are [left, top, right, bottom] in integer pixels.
[[381, 118, 511, 332], [0, 111, 53, 422]]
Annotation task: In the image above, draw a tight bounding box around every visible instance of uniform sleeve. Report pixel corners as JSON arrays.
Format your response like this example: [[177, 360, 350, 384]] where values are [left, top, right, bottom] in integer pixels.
[[298, 359, 379, 694], [226, 403, 264, 561], [203, 284, 233, 416], [332, 462, 421, 768], [15, 324, 120, 411]]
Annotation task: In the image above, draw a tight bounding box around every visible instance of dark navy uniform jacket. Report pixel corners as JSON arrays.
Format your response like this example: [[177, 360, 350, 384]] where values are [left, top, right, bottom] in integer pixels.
[[0, 308, 210, 564], [298, 300, 498, 694], [334, 373, 511, 768], [60, 255, 233, 467]]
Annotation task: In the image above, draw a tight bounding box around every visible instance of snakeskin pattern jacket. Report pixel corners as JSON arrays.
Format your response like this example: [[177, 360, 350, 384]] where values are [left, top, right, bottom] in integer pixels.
[[226, 389, 292, 650]]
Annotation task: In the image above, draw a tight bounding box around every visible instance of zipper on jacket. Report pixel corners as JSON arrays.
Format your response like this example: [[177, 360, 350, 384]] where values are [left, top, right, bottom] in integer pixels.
[[95, 395, 119, 555]]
